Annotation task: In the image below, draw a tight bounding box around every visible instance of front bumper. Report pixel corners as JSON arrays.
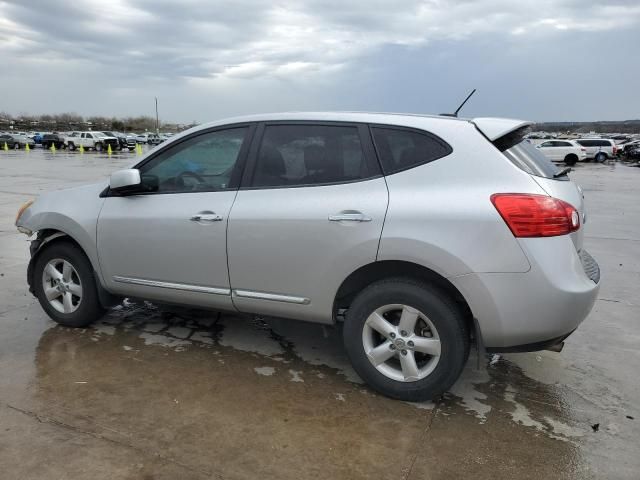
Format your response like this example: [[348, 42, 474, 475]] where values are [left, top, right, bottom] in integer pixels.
[[451, 236, 600, 350]]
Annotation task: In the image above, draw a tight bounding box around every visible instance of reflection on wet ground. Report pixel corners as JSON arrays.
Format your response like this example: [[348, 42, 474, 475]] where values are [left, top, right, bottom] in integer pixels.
[[24, 303, 585, 479], [0, 150, 639, 479]]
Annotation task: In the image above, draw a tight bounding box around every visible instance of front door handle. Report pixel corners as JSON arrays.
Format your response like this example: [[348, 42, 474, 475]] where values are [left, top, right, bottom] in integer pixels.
[[190, 212, 223, 223], [328, 212, 372, 222]]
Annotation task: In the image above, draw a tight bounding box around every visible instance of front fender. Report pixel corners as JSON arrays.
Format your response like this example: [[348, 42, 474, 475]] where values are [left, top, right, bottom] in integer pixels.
[[18, 182, 107, 282]]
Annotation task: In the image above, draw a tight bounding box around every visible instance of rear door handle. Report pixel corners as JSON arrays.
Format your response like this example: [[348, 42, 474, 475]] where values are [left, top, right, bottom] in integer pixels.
[[190, 212, 223, 222], [328, 212, 372, 222]]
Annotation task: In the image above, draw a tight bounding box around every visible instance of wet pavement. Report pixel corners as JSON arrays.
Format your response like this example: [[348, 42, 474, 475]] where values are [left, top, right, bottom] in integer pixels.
[[0, 147, 638, 479]]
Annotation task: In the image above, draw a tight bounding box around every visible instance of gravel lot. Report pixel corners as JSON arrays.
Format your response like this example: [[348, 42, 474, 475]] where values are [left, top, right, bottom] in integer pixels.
[[0, 148, 638, 479]]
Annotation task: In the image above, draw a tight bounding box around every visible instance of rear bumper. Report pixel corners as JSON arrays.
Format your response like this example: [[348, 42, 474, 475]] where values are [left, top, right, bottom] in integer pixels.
[[450, 236, 599, 350]]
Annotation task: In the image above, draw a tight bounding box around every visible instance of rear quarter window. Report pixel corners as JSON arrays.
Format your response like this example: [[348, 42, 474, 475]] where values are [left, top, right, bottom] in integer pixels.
[[493, 127, 563, 180], [370, 127, 452, 175]]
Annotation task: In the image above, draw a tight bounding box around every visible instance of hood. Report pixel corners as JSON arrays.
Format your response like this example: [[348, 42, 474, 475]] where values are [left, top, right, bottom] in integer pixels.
[[17, 182, 107, 231]]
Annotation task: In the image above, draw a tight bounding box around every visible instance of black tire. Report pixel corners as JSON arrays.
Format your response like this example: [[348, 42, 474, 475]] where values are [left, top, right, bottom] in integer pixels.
[[68, 142, 76, 151], [33, 241, 105, 327], [343, 278, 469, 401], [94, 142, 103, 152], [595, 152, 607, 163], [14, 143, 20, 149], [564, 154, 578, 166]]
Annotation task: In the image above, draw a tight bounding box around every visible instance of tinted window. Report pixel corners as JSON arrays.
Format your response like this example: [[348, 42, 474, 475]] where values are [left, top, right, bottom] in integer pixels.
[[251, 124, 375, 188], [539, 141, 553, 147], [139, 127, 248, 193], [558, 141, 573, 146], [503, 140, 563, 179], [371, 127, 451, 174]]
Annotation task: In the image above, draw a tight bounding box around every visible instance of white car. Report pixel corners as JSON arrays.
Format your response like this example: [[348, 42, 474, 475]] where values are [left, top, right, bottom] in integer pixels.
[[535, 140, 586, 166], [65, 131, 119, 152], [574, 138, 617, 162]]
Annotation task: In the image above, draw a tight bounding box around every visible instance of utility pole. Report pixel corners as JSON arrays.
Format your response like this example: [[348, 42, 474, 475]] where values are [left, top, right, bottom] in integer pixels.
[[155, 97, 159, 135]]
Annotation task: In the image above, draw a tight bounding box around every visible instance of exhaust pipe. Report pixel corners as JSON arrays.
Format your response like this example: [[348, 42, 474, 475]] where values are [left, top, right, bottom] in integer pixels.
[[545, 342, 564, 353]]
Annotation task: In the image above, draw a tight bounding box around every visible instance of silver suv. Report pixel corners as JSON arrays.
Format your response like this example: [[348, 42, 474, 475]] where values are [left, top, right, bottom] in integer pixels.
[[15, 112, 600, 401]]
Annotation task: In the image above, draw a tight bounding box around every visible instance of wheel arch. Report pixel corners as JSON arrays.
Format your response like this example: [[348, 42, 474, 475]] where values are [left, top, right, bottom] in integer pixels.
[[27, 229, 120, 308], [333, 260, 476, 341]]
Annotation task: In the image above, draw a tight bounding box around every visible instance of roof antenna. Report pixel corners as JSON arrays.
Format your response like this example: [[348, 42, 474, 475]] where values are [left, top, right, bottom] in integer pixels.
[[441, 88, 476, 117]]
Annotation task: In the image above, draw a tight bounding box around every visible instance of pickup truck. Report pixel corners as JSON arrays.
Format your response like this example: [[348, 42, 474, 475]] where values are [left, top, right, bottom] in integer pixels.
[[65, 131, 119, 152]]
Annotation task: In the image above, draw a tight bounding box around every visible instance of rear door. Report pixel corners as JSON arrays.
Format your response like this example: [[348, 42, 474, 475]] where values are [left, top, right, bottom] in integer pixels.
[[226, 122, 388, 323], [538, 141, 561, 161]]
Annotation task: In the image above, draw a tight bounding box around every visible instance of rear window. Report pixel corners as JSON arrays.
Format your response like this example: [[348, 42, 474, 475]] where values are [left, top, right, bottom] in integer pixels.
[[370, 127, 452, 175], [493, 127, 564, 180], [577, 139, 611, 147]]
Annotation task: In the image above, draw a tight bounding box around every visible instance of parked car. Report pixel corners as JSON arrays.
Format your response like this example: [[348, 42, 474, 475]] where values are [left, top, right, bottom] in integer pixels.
[[30, 132, 43, 145], [103, 131, 136, 151], [14, 112, 600, 401], [65, 131, 119, 151], [574, 138, 617, 162], [535, 140, 586, 166], [624, 142, 640, 160], [0, 133, 35, 149], [41, 133, 65, 149], [136, 133, 163, 145]]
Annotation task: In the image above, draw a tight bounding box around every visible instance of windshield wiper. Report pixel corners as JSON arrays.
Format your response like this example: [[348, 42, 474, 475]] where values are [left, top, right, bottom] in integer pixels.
[[553, 167, 571, 178]]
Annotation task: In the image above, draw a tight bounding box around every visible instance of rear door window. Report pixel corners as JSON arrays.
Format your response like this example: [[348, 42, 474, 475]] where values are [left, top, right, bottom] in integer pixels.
[[370, 127, 451, 174], [250, 124, 378, 188]]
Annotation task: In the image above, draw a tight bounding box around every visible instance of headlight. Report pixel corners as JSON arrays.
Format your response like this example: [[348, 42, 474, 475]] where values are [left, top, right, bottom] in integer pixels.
[[15, 199, 34, 226]]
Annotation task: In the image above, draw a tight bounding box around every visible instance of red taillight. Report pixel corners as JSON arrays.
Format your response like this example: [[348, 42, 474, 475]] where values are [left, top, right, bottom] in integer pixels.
[[491, 194, 580, 237], [580, 147, 586, 152]]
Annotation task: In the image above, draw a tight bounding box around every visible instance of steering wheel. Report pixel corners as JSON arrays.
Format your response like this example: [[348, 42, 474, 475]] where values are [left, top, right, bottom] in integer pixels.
[[176, 171, 206, 190]]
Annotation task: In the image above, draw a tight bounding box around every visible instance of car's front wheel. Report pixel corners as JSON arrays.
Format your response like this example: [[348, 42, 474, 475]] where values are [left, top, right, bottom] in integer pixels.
[[33, 241, 105, 327], [343, 278, 469, 401]]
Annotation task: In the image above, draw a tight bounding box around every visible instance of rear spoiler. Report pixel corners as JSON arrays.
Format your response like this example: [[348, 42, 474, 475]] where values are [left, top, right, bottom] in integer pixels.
[[473, 117, 533, 142]]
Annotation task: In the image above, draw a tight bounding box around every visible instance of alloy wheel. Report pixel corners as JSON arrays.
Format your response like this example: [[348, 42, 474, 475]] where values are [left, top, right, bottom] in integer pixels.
[[41, 258, 83, 314], [362, 304, 441, 382]]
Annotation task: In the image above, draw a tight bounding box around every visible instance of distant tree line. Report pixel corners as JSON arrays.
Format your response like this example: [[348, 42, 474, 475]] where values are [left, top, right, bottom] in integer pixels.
[[0, 111, 196, 133], [533, 120, 640, 134]]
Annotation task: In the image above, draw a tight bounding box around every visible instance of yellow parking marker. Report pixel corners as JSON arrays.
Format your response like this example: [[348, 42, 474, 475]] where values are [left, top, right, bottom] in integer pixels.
[[3, 142, 8, 151], [136, 144, 142, 155], [50, 143, 56, 153], [107, 144, 112, 155], [79, 144, 84, 154], [25, 143, 30, 152]]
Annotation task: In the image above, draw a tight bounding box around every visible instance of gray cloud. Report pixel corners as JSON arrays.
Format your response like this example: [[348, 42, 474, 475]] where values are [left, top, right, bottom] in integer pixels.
[[0, 0, 638, 121]]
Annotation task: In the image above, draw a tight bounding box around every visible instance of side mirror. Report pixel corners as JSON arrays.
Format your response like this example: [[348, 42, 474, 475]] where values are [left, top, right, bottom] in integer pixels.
[[109, 169, 142, 194]]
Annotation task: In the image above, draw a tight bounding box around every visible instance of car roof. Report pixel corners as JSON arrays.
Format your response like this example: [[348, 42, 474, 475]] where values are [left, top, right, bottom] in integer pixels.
[[181, 111, 532, 142]]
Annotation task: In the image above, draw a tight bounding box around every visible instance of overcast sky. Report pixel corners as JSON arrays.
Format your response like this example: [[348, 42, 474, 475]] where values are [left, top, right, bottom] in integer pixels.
[[1, 0, 638, 123]]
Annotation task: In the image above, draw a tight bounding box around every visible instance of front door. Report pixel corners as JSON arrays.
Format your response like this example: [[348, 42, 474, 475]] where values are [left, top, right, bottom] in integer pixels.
[[97, 125, 253, 309], [227, 122, 388, 323]]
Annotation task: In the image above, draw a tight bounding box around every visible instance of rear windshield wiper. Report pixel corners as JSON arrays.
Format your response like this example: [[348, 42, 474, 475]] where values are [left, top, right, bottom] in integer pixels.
[[553, 167, 572, 178]]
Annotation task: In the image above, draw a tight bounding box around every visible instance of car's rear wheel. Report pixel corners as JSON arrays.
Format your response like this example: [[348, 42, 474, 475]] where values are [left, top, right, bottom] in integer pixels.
[[68, 142, 76, 151], [564, 154, 578, 166], [94, 142, 103, 152], [343, 278, 469, 401], [33, 241, 105, 327], [595, 152, 607, 163]]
